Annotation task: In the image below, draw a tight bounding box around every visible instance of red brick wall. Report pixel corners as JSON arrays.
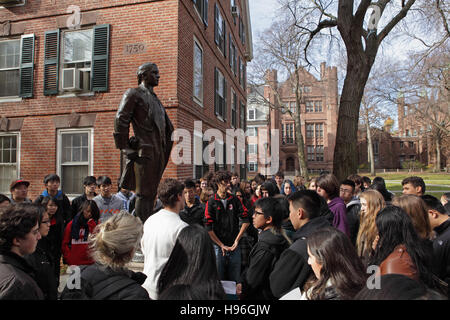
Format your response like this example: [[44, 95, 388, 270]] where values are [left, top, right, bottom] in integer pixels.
[[1, 0, 249, 198]]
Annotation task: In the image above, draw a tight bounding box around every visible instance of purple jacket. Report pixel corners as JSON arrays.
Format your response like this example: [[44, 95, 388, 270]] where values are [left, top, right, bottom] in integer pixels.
[[328, 197, 349, 236]]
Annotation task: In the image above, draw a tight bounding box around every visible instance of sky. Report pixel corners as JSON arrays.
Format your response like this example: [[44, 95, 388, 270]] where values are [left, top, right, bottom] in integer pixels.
[[246, 0, 432, 128], [248, 0, 281, 40]]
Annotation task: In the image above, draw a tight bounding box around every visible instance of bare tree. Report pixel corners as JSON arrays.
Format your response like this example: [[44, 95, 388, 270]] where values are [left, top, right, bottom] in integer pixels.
[[372, 44, 449, 171], [359, 95, 389, 175], [280, 0, 419, 180], [249, 14, 315, 179]]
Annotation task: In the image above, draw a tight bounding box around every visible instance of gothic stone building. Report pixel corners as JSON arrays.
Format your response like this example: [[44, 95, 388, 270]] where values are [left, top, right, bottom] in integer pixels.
[[246, 62, 339, 178]]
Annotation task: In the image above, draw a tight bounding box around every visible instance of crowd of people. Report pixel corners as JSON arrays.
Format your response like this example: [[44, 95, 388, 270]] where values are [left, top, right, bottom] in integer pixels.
[[0, 170, 449, 300]]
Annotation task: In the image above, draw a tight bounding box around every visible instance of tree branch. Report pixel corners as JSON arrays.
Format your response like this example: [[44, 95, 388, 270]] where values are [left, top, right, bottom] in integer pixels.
[[377, 0, 417, 45], [303, 18, 338, 65]]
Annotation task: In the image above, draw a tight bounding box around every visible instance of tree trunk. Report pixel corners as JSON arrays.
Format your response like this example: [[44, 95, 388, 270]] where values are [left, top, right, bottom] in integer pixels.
[[365, 120, 376, 176], [435, 134, 441, 172], [333, 57, 372, 181], [295, 122, 309, 180]]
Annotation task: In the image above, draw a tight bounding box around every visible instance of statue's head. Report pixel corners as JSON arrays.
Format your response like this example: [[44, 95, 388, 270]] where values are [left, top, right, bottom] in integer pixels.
[[137, 63, 158, 86]]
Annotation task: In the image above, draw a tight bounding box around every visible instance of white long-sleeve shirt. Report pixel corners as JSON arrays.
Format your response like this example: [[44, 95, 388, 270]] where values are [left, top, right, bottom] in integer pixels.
[[141, 208, 188, 299]]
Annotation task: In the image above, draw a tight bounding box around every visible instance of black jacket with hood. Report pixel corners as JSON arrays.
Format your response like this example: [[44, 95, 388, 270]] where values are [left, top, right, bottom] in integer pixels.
[[240, 228, 290, 300], [269, 216, 331, 298]]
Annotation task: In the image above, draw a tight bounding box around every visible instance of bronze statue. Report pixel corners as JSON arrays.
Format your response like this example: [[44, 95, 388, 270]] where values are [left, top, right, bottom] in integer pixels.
[[114, 63, 174, 223]]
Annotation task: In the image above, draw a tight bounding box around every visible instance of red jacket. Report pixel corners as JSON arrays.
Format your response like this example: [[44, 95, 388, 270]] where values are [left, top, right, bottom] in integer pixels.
[[62, 219, 97, 266]]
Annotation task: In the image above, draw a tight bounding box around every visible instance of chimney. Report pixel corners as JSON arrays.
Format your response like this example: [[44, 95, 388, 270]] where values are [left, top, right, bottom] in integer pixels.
[[265, 69, 277, 83], [320, 62, 326, 80]]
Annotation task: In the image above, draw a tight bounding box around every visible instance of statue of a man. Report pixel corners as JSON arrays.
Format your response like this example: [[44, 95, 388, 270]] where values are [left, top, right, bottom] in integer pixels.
[[114, 63, 174, 223]]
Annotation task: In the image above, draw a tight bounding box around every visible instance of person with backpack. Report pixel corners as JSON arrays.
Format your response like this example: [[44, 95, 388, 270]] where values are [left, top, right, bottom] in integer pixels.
[[237, 197, 291, 300]]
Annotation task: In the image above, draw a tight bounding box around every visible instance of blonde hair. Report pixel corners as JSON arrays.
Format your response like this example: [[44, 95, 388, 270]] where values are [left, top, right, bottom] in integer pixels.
[[356, 190, 385, 261], [89, 211, 143, 270], [392, 194, 432, 240]]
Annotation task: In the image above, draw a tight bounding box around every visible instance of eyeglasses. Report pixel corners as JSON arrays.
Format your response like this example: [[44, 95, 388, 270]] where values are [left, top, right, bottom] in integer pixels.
[[339, 188, 353, 194], [254, 210, 264, 215], [41, 220, 51, 225]]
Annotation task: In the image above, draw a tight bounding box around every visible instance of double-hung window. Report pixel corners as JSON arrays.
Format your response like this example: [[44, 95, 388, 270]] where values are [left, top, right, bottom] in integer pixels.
[[248, 108, 255, 120], [214, 67, 227, 119], [240, 101, 246, 129], [61, 29, 93, 92], [231, 88, 237, 128], [0, 40, 20, 97], [0, 134, 19, 194], [57, 129, 93, 196], [214, 5, 226, 56], [193, 39, 203, 104], [248, 144, 257, 155], [44, 25, 110, 95], [248, 161, 257, 172], [229, 37, 236, 75], [0, 35, 35, 98], [193, 0, 209, 25]]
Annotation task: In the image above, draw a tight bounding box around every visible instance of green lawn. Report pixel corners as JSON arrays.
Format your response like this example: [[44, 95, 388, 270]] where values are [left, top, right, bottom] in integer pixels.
[[381, 174, 450, 199], [366, 172, 449, 181]]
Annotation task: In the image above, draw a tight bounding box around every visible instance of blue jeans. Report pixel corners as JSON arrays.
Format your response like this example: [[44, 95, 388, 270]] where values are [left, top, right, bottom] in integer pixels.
[[213, 244, 241, 283]]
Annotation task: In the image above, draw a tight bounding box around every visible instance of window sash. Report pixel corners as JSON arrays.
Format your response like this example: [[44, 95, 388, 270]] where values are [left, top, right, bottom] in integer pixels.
[[248, 109, 255, 120], [58, 130, 92, 196], [0, 134, 18, 194], [193, 41, 203, 102], [0, 39, 20, 70], [63, 29, 93, 64]]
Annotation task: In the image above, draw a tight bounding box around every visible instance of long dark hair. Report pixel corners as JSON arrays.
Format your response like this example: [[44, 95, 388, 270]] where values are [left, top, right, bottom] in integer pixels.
[[157, 225, 225, 299], [306, 227, 367, 300], [369, 206, 435, 289], [71, 200, 99, 241]]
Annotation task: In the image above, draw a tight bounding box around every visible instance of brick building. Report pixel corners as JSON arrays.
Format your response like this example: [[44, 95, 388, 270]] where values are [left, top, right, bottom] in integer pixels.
[[0, 0, 253, 198], [357, 97, 449, 170], [246, 62, 339, 178]]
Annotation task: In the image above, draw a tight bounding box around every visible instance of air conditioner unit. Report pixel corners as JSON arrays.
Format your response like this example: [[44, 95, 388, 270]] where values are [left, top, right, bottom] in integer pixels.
[[62, 68, 82, 91], [231, 6, 239, 18]]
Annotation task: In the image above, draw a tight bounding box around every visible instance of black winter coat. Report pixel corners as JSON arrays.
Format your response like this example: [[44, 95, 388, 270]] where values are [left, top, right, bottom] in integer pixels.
[[0, 252, 44, 300], [24, 239, 58, 300], [71, 193, 97, 220], [269, 217, 331, 298], [60, 263, 150, 300], [240, 229, 290, 300], [319, 196, 334, 224], [346, 200, 361, 246], [179, 198, 205, 226]]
